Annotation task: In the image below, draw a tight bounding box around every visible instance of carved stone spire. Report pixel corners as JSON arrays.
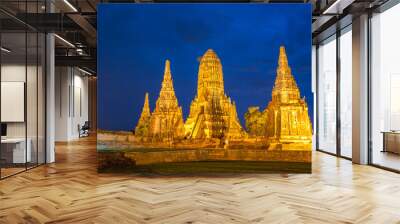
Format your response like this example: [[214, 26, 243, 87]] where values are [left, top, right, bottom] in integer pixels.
[[163, 59, 172, 83], [135, 92, 151, 137], [272, 46, 300, 104], [278, 46, 289, 67], [264, 46, 312, 146], [142, 92, 150, 115], [152, 59, 180, 113], [148, 60, 185, 140], [158, 60, 175, 100]]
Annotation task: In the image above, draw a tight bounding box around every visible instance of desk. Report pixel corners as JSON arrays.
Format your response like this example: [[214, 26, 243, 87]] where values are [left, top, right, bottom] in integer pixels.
[[382, 131, 400, 154], [1, 138, 31, 163]]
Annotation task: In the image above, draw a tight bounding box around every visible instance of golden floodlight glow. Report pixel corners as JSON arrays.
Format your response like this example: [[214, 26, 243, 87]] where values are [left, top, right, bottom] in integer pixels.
[[134, 46, 312, 150]]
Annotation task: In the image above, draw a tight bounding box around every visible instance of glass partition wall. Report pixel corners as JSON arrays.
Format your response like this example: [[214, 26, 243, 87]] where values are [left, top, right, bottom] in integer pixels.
[[0, 3, 46, 179], [316, 26, 353, 159], [370, 3, 400, 171], [0, 30, 27, 177]]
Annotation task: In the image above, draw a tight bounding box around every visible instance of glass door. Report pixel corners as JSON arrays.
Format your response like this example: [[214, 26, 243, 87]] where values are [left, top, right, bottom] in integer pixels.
[[317, 35, 337, 154], [339, 26, 352, 158], [370, 3, 400, 171]]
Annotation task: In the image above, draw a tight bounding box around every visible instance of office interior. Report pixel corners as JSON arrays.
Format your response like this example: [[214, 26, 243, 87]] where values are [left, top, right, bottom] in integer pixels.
[[0, 0, 97, 179], [0, 1, 399, 222], [0, 0, 399, 177]]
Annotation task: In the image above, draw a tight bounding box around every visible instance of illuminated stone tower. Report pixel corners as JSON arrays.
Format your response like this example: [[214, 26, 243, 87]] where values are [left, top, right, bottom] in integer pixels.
[[264, 46, 312, 145], [135, 92, 151, 137], [184, 49, 246, 139], [148, 60, 185, 140]]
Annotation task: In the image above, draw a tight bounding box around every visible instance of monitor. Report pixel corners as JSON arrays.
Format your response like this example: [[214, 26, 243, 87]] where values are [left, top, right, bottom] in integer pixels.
[[1, 123, 7, 137]]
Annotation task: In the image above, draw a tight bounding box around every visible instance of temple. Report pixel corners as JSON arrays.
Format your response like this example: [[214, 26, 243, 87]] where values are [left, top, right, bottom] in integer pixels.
[[134, 47, 312, 149], [147, 60, 185, 140], [135, 92, 151, 137], [264, 46, 312, 145], [184, 49, 246, 139]]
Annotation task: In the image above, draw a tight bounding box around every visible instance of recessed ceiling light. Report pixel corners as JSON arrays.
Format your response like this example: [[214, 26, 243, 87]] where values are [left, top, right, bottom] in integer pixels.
[[63, 0, 78, 12], [54, 34, 75, 48], [1, 47, 11, 53], [322, 0, 354, 15], [78, 67, 93, 76]]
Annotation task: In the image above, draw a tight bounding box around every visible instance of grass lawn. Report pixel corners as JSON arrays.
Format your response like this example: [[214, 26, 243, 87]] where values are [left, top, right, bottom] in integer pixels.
[[97, 146, 208, 153], [98, 160, 311, 175]]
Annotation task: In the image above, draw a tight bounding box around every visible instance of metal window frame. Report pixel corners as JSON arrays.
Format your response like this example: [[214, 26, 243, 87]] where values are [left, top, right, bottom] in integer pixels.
[[367, 0, 400, 173], [315, 0, 400, 172], [315, 23, 353, 161]]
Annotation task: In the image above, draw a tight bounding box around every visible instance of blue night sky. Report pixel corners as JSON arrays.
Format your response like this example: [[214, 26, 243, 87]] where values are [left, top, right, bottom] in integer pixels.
[[98, 3, 312, 131]]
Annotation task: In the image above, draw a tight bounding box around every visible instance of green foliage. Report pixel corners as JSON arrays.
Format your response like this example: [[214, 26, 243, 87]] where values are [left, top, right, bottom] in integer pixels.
[[135, 117, 150, 137], [244, 107, 266, 136]]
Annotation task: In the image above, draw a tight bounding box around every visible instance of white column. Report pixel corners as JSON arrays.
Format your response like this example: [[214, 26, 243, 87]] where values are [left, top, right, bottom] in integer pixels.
[[46, 33, 55, 163], [352, 14, 369, 164], [45, 1, 55, 163]]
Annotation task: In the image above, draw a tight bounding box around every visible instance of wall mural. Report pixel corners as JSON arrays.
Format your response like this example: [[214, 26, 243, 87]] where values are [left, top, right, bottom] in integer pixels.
[[97, 4, 313, 174]]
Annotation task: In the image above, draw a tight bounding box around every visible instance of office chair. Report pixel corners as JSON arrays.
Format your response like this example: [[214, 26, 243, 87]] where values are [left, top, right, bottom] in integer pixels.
[[79, 121, 90, 138]]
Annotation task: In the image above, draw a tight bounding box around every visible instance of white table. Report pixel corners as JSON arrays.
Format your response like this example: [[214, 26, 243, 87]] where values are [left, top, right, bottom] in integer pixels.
[[1, 138, 31, 163]]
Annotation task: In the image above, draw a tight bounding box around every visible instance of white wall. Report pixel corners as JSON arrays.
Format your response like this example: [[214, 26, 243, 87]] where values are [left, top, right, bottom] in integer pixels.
[[1, 65, 42, 137], [55, 67, 69, 141], [72, 73, 89, 138], [55, 67, 89, 141], [1, 65, 26, 138]]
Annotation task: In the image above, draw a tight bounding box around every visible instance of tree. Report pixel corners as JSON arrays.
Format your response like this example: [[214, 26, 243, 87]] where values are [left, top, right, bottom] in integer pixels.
[[244, 107, 266, 137]]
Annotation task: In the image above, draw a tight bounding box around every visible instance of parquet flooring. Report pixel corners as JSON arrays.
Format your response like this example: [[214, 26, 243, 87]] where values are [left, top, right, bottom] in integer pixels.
[[1, 136, 400, 224]]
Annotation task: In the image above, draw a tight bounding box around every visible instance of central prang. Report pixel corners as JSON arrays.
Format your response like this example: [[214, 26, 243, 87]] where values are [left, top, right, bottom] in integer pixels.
[[184, 49, 246, 140]]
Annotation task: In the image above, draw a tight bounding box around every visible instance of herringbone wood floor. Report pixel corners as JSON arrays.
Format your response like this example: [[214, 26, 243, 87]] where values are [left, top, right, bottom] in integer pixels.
[[1, 137, 400, 224]]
